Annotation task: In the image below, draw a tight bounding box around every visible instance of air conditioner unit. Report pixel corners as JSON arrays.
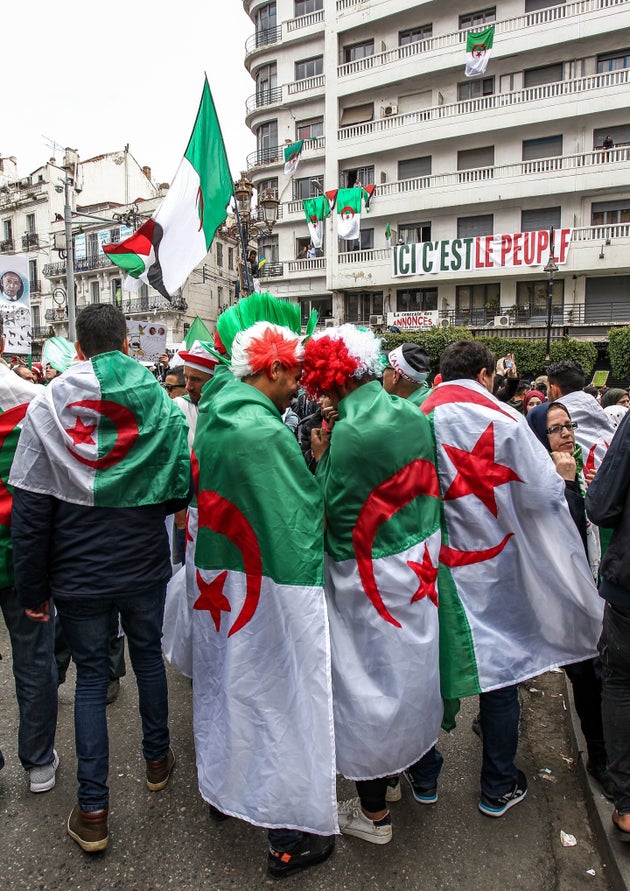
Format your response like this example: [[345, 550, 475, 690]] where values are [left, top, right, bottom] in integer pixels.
[[382, 104, 398, 117], [324, 317, 339, 328], [494, 314, 512, 327], [440, 318, 451, 328], [369, 314, 384, 326]]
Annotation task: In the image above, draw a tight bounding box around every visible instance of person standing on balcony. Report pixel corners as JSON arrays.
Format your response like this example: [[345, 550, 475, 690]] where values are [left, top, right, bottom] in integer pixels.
[[602, 134, 614, 161]]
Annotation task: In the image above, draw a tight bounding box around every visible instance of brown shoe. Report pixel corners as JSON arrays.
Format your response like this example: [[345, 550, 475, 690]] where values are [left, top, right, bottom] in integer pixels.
[[67, 803, 109, 852], [146, 745, 175, 791]]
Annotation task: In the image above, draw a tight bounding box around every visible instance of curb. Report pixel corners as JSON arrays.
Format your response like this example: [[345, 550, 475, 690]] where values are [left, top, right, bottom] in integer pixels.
[[565, 675, 630, 891]]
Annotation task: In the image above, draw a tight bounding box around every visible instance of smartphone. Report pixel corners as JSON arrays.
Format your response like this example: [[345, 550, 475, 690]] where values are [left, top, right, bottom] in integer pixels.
[[505, 360, 513, 369]]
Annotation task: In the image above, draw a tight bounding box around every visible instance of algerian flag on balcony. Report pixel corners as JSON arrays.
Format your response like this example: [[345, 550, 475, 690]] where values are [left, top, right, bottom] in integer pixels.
[[103, 77, 233, 301], [302, 195, 330, 249], [336, 187, 364, 241], [465, 25, 494, 77], [283, 140, 304, 176]]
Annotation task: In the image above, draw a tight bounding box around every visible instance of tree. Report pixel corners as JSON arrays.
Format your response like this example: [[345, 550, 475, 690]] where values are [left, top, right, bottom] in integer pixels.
[[608, 326, 630, 380]]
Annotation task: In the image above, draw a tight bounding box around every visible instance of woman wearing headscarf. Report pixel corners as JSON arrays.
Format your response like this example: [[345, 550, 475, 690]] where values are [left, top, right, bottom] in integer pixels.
[[522, 389, 546, 416], [526, 401, 611, 798]]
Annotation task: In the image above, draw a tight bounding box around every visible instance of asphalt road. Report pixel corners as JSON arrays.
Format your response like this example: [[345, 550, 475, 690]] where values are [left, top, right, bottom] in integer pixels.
[[0, 621, 612, 891]]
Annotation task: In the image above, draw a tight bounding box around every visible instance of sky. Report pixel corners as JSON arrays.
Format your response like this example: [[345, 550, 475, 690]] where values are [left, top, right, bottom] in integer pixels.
[[3, 2, 255, 187]]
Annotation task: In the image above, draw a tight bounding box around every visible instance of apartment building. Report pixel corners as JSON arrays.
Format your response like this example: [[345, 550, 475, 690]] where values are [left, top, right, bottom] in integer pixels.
[[241, 0, 630, 341]]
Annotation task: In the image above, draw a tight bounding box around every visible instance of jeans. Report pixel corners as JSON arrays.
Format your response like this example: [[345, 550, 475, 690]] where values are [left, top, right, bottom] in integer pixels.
[[55, 584, 170, 812], [0, 586, 57, 770], [598, 601, 630, 814], [55, 609, 126, 684], [412, 684, 519, 799], [564, 658, 605, 766]]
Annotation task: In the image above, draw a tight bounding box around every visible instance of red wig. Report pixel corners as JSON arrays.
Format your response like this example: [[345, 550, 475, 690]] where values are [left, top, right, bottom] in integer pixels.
[[246, 325, 301, 377], [302, 335, 360, 398]]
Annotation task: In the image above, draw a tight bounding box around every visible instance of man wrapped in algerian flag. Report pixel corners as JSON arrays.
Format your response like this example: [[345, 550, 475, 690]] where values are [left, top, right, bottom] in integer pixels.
[[188, 298, 336, 879], [302, 324, 443, 846]]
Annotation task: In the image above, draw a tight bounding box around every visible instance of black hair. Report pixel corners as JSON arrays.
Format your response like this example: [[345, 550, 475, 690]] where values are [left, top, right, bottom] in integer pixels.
[[440, 340, 495, 382], [165, 366, 185, 386], [546, 360, 585, 395], [76, 303, 127, 358]]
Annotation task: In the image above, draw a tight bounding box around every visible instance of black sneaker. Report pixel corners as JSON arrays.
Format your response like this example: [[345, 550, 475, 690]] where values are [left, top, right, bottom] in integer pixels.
[[478, 770, 527, 817], [403, 770, 438, 805], [587, 761, 615, 802], [268, 833, 335, 879]]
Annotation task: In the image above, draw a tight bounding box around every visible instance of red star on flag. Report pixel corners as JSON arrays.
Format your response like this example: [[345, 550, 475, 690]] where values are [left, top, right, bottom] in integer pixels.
[[66, 417, 97, 446], [194, 569, 231, 632], [443, 422, 522, 517], [408, 545, 439, 607]]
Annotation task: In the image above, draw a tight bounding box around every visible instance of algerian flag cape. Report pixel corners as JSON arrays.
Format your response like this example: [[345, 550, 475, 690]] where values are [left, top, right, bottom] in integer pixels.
[[552, 391, 614, 476], [421, 380, 603, 708], [9, 351, 190, 507], [283, 139, 304, 176], [336, 187, 363, 241], [465, 25, 495, 77], [317, 381, 442, 780], [0, 363, 44, 588], [303, 195, 330, 249], [103, 77, 233, 300], [190, 377, 337, 835], [42, 336, 76, 374]]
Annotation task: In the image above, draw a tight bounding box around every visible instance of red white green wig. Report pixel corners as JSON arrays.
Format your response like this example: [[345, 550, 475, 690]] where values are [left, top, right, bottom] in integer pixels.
[[230, 320, 305, 380], [301, 324, 383, 399]]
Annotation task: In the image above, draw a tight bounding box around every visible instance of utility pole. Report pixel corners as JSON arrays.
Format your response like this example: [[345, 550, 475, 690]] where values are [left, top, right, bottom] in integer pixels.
[[63, 176, 77, 341]]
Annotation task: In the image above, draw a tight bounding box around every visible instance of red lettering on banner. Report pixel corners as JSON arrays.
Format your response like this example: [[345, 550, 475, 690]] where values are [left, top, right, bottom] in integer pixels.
[[558, 228, 571, 263], [537, 230, 549, 264], [523, 231, 535, 264], [474, 237, 484, 268], [513, 232, 523, 265], [500, 234, 512, 266]]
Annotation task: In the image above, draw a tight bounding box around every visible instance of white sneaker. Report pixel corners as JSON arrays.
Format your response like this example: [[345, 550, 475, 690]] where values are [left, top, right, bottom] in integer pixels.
[[337, 797, 392, 845], [385, 776, 401, 802], [29, 749, 59, 793]]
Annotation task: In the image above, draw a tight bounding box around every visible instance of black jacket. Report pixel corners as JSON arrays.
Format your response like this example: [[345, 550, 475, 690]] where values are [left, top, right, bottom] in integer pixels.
[[585, 411, 630, 608]]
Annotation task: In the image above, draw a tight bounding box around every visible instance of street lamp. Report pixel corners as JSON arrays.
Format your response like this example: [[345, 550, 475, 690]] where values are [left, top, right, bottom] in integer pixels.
[[54, 176, 79, 341], [543, 227, 559, 362], [225, 172, 280, 297]]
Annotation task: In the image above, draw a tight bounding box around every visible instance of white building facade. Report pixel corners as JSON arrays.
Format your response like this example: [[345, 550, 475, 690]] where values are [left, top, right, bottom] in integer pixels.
[[241, 0, 630, 341]]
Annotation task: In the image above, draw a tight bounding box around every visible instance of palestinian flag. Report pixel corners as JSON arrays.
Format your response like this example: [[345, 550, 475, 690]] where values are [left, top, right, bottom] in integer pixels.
[[190, 376, 337, 835], [421, 379, 603, 714], [0, 365, 42, 588], [302, 195, 330, 249], [317, 381, 443, 779], [9, 351, 190, 508], [465, 25, 494, 77], [283, 139, 304, 175], [336, 187, 363, 241], [103, 77, 233, 300]]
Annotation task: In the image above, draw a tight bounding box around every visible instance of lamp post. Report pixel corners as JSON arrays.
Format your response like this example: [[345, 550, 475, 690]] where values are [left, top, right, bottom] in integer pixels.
[[61, 176, 77, 341], [230, 172, 279, 297], [543, 227, 559, 362]]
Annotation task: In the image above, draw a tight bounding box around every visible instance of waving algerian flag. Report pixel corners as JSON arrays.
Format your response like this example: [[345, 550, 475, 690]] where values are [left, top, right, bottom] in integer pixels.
[[385, 222, 392, 246], [336, 187, 364, 241], [190, 376, 337, 835], [317, 380, 443, 778], [465, 25, 495, 76], [103, 77, 233, 301], [283, 139, 304, 175], [421, 379, 603, 717], [302, 195, 330, 249], [9, 351, 190, 508]]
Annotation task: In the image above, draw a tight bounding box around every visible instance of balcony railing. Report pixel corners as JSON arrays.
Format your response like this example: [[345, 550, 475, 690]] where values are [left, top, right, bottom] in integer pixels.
[[120, 295, 187, 313], [338, 248, 391, 265], [22, 233, 39, 250], [258, 262, 284, 279], [339, 68, 630, 141], [245, 25, 282, 55], [43, 255, 114, 278], [29, 279, 41, 294], [337, 0, 629, 77], [287, 74, 325, 96], [245, 86, 283, 114], [0, 238, 14, 252], [31, 325, 53, 339], [246, 136, 325, 170], [287, 257, 326, 274], [45, 308, 68, 322], [286, 10, 324, 32]]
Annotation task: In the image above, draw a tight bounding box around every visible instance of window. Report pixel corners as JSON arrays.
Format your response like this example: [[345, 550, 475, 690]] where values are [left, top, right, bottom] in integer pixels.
[[398, 156, 431, 179], [256, 64, 278, 105], [295, 56, 323, 80], [516, 279, 564, 317], [341, 229, 374, 252], [216, 243, 223, 267], [32, 305, 40, 328], [456, 283, 500, 315], [26, 213, 36, 234], [255, 3, 277, 46], [459, 7, 496, 29], [399, 24, 432, 46], [458, 77, 494, 100], [292, 176, 324, 201], [258, 176, 278, 196], [87, 233, 99, 257], [343, 40, 374, 63], [112, 279, 122, 306], [228, 247, 234, 271], [344, 291, 383, 322], [90, 281, 100, 304], [29, 259, 38, 290], [398, 222, 431, 243], [524, 63, 563, 88], [593, 125, 630, 148], [217, 286, 224, 306], [340, 104, 374, 127], [591, 200, 630, 226], [260, 233, 279, 264], [457, 146, 494, 170], [110, 227, 121, 245], [521, 207, 561, 231], [522, 135, 563, 160], [343, 166, 374, 188], [3, 220, 12, 241], [256, 121, 278, 164], [294, 0, 322, 15], [525, 0, 565, 10], [297, 118, 324, 140], [457, 214, 493, 237], [396, 287, 438, 312], [597, 49, 630, 73]]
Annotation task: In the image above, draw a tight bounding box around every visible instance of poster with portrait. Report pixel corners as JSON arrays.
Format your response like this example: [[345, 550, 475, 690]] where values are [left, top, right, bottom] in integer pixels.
[[0, 256, 31, 354], [126, 319, 167, 364]]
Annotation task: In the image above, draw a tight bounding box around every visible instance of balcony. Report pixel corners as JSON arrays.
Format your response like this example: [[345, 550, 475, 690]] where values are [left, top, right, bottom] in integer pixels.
[[21, 233, 39, 250], [29, 279, 41, 294], [337, 0, 629, 80], [286, 10, 324, 32], [120, 295, 188, 313], [287, 257, 326, 275], [45, 308, 68, 322], [43, 255, 115, 278], [245, 86, 283, 115], [31, 325, 53, 339], [246, 136, 325, 171], [0, 238, 14, 253], [245, 25, 282, 58], [287, 74, 325, 97], [258, 262, 284, 279], [338, 68, 630, 145]]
